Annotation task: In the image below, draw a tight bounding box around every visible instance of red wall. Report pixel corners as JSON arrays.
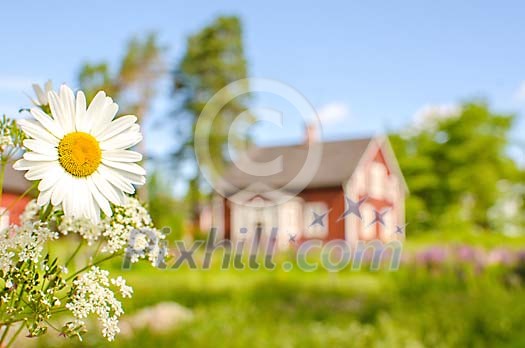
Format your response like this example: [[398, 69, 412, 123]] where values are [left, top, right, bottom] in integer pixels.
[[298, 187, 345, 241], [1, 193, 31, 225]]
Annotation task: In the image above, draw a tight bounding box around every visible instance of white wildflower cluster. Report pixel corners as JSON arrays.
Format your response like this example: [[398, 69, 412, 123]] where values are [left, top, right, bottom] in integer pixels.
[[0, 221, 58, 274], [111, 276, 134, 298], [20, 197, 166, 266], [66, 266, 133, 341], [0, 115, 24, 152], [0, 119, 13, 150], [0, 83, 161, 344], [19, 199, 40, 225], [59, 216, 101, 246], [98, 197, 166, 266], [100, 196, 155, 254], [0, 129, 13, 150]]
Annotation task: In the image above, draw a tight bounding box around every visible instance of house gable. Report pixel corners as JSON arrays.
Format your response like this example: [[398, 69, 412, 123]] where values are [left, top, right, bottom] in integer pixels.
[[344, 136, 407, 244]]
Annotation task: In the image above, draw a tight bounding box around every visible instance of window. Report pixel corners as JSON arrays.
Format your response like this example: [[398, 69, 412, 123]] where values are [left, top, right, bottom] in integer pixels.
[[382, 210, 394, 240], [359, 203, 376, 240], [278, 200, 303, 248], [304, 202, 329, 239], [369, 162, 387, 199], [279, 201, 302, 235]]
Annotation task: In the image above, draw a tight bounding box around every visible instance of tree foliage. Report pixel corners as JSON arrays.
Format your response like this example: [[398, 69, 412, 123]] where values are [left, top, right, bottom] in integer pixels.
[[170, 16, 251, 230], [391, 101, 523, 232], [78, 33, 166, 126]]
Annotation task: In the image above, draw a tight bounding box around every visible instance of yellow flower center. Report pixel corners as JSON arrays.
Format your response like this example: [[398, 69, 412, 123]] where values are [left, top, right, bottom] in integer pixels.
[[58, 132, 101, 177]]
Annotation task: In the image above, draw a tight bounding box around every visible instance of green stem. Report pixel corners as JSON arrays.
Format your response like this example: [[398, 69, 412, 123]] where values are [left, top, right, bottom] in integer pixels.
[[5, 321, 25, 348], [0, 324, 10, 347], [65, 240, 84, 268], [92, 238, 104, 260], [65, 252, 122, 282]]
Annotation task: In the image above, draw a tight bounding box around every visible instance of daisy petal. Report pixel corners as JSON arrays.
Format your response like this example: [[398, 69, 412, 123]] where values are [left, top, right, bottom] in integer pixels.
[[25, 162, 56, 180], [38, 164, 66, 191], [111, 168, 146, 186], [59, 85, 76, 132], [87, 177, 112, 217], [75, 90, 89, 132], [23, 139, 58, 157], [71, 177, 88, 218], [23, 151, 58, 162], [14, 159, 52, 171], [102, 149, 142, 163], [100, 131, 143, 151], [32, 84, 46, 105], [98, 165, 135, 194], [30, 108, 64, 138], [95, 115, 137, 141], [51, 174, 72, 206], [18, 119, 59, 145], [91, 99, 119, 135], [48, 91, 70, 133], [101, 160, 146, 176], [92, 171, 125, 206], [37, 189, 53, 206]]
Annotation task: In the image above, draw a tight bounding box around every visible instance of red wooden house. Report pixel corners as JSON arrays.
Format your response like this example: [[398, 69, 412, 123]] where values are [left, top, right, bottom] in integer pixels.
[[206, 130, 408, 249], [1, 166, 32, 227]]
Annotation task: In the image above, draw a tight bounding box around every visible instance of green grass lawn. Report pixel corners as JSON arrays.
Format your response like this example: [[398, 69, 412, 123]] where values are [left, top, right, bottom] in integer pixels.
[[32, 242, 525, 348]]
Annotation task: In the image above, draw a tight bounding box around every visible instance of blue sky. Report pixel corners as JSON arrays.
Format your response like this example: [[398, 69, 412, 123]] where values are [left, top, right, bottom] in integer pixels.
[[0, 0, 524, 163]]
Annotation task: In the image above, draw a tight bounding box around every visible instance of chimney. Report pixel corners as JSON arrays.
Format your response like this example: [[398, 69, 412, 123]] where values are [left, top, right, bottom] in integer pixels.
[[304, 123, 319, 145]]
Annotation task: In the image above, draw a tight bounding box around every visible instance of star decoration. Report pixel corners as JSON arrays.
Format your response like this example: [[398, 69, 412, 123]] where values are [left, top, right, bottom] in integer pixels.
[[366, 209, 390, 228], [338, 195, 368, 221], [395, 223, 408, 235], [310, 210, 330, 227], [288, 233, 297, 243]]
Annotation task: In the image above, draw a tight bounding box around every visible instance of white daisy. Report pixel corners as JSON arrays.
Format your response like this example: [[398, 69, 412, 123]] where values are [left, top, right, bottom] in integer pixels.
[[14, 85, 145, 222], [30, 80, 53, 106]]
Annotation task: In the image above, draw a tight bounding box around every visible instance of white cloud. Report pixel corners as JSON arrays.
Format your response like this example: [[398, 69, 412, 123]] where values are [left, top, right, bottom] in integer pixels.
[[514, 81, 525, 103], [412, 103, 460, 130], [316, 102, 350, 125]]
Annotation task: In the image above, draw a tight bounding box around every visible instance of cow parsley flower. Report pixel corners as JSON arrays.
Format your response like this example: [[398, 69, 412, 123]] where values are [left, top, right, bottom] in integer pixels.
[[111, 276, 133, 298], [19, 197, 165, 267], [14, 85, 145, 223], [20, 199, 40, 224], [0, 222, 58, 273], [0, 118, 14, 151], [101, 196, 154, 253], [59, 216, 101, 246], [66, 266, 129, 341]]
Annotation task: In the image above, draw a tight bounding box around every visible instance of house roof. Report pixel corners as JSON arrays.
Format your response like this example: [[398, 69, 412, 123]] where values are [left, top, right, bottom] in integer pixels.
[[3, 165, 31, 195], [221, 137, 373, 195]]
